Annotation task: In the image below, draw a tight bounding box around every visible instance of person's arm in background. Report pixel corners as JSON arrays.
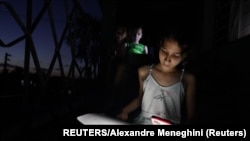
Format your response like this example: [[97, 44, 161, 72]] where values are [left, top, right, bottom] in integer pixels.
[[184, 72, 196, 124], [117, 65, 149, 121]]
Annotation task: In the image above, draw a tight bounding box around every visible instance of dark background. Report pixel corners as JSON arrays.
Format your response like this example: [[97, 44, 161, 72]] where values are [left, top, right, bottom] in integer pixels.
[[1, 0, 250, 140]]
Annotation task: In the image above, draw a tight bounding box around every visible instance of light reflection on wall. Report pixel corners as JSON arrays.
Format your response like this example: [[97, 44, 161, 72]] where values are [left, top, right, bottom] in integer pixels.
[[229, 0, 250, 41]]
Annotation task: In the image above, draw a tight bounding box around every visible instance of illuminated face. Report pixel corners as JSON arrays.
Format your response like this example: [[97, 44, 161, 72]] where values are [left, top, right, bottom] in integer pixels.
[[131, 28, 143, 43], [135, 28, 143, 42], [159, 39, 183, 70]]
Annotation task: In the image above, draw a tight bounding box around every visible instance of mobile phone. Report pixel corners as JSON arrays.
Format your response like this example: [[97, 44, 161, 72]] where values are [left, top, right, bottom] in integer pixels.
[[151, 116, 172, 125]]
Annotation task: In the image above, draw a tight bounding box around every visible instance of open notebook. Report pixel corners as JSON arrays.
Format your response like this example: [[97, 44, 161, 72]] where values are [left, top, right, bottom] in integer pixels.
[[77, 113, 173, 125], [77, 113, 130, 125]]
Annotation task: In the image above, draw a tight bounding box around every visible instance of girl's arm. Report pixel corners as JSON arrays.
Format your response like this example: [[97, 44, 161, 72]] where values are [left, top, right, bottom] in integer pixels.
[[144, 45, 149, 54], [117, 66, 149, 121], [184, 73, 196, 124]]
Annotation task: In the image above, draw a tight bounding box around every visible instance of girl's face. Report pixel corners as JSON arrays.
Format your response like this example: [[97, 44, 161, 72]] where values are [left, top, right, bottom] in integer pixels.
[[136, 28, 143, 41], [132, 28, 143, 43], [159, 39, 184, 71]]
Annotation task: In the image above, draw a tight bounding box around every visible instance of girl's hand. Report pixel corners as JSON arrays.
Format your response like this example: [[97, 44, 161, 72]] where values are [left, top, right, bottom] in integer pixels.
[[117, 111, 128, 121]]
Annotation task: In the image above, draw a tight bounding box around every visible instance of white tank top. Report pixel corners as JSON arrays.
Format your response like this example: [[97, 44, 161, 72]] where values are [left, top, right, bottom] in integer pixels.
[[134, 65, 185, 125]]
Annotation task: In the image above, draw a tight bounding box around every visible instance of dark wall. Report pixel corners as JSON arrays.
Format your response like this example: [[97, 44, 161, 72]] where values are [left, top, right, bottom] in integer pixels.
[[194, 34, 250, 124]]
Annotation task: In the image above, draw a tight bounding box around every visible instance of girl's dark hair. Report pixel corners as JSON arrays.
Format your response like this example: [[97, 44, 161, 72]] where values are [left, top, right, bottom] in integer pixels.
[[157, 30, 193, 69], [116, 25, 127, 34], [159, 30, 190, 56]]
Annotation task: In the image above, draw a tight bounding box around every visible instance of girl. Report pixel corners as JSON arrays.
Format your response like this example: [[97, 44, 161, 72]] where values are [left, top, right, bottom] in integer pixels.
[[117, 31, 196, 125]]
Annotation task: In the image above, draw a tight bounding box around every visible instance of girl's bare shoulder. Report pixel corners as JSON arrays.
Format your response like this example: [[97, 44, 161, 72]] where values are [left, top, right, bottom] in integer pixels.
[[183, 72, 196, 84], [138, 65, 152, 78]]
